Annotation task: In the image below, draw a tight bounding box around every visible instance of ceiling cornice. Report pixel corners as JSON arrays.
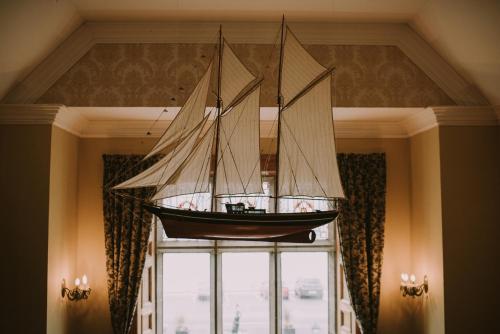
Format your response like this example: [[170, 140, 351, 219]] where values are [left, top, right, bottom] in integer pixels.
[[1, 105, 496, 139], [1, 21, 488, 106], [0, 104, 61, 124], [0, 104, 87, 136]]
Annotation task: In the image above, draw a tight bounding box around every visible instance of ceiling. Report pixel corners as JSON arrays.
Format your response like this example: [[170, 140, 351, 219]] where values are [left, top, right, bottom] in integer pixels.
[[1, 0, 499, 105]]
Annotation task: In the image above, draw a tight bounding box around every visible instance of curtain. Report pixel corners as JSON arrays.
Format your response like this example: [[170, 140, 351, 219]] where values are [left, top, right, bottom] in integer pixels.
[[103, 154, 160, 334], [337, 153, 386, 334]]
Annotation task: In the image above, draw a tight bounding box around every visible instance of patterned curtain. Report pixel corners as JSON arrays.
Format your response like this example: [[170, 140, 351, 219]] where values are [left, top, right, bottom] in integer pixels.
[[103, 155, 160, 334], [337, 153, 386, 334]]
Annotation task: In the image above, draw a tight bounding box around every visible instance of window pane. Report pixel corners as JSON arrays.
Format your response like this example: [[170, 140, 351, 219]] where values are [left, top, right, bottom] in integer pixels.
[[163, 253, 210, 334], [222, 253, 269, 334], [282, 252, 329, 334]]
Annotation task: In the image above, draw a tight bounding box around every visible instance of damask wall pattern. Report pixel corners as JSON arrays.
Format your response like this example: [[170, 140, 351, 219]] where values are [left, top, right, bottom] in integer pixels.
[[38, 43, 454, 107]]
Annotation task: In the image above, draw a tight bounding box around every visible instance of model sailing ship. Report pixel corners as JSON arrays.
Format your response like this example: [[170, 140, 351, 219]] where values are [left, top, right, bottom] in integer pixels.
[[114, 19, 345, 243]]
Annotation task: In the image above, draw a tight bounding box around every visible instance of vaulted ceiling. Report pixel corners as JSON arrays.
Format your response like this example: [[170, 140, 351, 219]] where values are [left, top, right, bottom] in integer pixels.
[[1, 0, 499, 105]]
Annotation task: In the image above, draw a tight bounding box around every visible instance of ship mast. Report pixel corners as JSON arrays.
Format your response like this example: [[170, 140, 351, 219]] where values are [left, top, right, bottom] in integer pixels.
[[211, 25, 223, 213], [274, 16, 285, 214]]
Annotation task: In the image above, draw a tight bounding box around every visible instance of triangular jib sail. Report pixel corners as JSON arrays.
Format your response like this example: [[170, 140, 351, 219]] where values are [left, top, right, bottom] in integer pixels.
[[281, 28, 327, 106], [152, 123, 216, 200], [277, 25, 344, 199], [220, 40, 256, 109], [144, 62, 213, 159], [113, 115, 210, 189]]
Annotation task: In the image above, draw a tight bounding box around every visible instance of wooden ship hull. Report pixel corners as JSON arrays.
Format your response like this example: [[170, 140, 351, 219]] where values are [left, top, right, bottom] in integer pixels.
[[144, 205, 338, 243]]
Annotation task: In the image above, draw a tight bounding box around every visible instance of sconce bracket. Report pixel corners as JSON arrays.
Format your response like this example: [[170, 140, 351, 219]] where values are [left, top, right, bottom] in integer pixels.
[[61, 279, 91, 301], [401, 275, 428, 297]]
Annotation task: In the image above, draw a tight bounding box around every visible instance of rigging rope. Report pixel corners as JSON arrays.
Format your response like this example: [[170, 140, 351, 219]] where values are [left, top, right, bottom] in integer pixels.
[[216, 95, 252, 195]]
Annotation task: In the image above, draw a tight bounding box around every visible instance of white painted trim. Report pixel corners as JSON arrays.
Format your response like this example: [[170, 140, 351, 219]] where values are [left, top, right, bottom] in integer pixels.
[[432, 106, 499, 126], [2, 25, 94, 105], [402, 108, 437, 137], [1, 22, 488, 106], [2, 105, 496, 138], [0, 104, 62, 124], [53, 106, 89, 136]]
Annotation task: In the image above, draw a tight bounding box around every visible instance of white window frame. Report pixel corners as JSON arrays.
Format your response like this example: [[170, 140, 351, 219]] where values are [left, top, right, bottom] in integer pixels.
[[155, 178, 338, 334]]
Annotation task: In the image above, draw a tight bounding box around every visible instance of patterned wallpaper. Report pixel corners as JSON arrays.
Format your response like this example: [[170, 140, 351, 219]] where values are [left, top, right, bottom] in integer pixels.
[[38, 43, 454, 107]]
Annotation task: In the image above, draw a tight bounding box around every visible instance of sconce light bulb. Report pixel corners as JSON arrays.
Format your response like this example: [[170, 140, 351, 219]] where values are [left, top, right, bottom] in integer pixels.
[[75, 277, 81, 287], [401, 273, 409, 282], [82, 274, 88, 285], [410, 274, 416, 283]]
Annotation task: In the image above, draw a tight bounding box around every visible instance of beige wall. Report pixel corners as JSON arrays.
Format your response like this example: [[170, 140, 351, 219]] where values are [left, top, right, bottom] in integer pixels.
[[438, 126, 500, 333], [0, 124, 52, 333], [47, 126, 79, 334], [409, 125, 500, 334], [73, 136, 413, 334], [410, 128, 445, 334], [0, 124, 80, 334], [74, 138, 156, 334]]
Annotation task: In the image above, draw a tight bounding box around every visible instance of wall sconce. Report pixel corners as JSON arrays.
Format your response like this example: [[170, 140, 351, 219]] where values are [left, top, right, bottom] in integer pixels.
[[61, 274, 91, 301], [400, 273, 428, 297]]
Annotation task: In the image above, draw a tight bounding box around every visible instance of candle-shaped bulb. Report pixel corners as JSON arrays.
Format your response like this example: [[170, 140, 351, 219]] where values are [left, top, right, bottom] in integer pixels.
[[75, 277, 81, 287], [410, 274, 416, 283], [82, 274, 88, 285], [401, 273, 409, 282]]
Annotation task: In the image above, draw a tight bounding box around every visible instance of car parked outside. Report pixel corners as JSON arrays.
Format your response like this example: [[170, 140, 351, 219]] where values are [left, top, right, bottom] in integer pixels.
[[294, 278, 323, 299]]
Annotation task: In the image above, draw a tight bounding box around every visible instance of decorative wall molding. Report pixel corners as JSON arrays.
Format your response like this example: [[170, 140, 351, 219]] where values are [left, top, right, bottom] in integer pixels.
[[432, 106, 499, 126], [2, 22, 488, 106], [53, 106, 89, 136], [3, 105, 495, 139], [0, 104, 87, 136], [403, 106, 499, 136], [403, 108, 439, 137], [0, 104, 62, 125]]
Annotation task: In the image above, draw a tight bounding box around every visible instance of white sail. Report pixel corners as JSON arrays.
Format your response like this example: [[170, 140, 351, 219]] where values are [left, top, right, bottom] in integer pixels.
[[152, 123, 216, 200], [113, 116, 209, 189], [216, 86, 262, 196], [281, 28, 326, 106], [221, 41, 255, 108], [278, 75, 344, 198], [145, 63, 212, 159]]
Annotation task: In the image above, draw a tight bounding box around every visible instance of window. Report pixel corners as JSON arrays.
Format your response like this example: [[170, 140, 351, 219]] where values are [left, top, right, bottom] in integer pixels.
[[155, 178, 338, 334]]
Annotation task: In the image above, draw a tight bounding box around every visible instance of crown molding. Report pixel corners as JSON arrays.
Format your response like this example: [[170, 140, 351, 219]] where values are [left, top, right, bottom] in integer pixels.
[[402, 108, 438, 137], [432, 106, 499, 126], [78, 120, 409, 138], [53, 106, 89, 136], [1, 21, 488, 106], [403, 106, 499, 136], [0, 104, 62, 125], [2, 105, 497, 138], [0, 104, 87, 137]]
